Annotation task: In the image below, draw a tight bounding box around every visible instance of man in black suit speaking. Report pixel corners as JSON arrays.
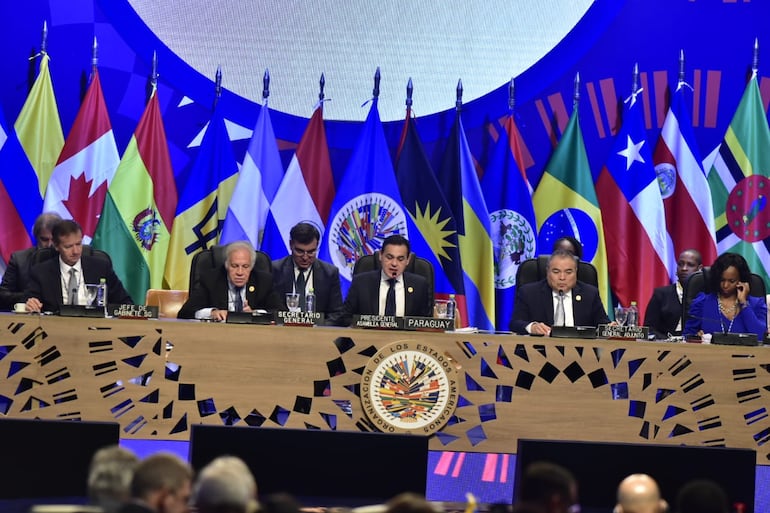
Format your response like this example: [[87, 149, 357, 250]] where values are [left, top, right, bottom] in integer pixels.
[[178, 240, 282, 321], [329, 234, 432, 326], [25, 219, 133, 313], [272, 222, 343, 315], [510, 249, 609, 335]]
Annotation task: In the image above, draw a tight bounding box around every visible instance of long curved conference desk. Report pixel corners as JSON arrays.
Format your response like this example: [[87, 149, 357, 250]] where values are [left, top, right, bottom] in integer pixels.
[[1, 314, 769, 466]]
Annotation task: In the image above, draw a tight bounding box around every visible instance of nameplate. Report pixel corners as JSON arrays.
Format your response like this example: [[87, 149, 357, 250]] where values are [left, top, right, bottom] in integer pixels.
[[403, 316, 454, 331], [352, 314, 404, 329], [110, 304, 159, 319], [275, 311, 324, 326], [597, 324, 649, 340], [550, 325, 597, 339], [59, 305, 105, 318], [226, 311, 274, 325], [711, 332, 759, 346]]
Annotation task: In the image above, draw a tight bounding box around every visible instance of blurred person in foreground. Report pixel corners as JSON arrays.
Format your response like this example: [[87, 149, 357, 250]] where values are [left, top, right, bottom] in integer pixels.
[[88, 445, 140, 513], [614, 473, 667, 513]]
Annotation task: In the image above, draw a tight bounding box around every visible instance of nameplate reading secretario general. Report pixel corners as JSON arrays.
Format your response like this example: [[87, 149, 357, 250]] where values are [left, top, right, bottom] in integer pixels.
[[110, 304, 159, 319], [352, 314, 403, 329], [403, 316, 454, 332], [274, 311, 324, 326], [597, 324, 649, 340]]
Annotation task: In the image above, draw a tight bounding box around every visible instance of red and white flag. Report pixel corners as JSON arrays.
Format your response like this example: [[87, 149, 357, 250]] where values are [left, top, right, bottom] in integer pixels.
[[43, 70, 119, 242], [653, 84, 717, 268]]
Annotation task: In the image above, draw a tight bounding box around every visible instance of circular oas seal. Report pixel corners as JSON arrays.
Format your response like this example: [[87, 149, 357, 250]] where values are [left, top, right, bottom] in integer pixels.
[[361, 341, 459, 435]]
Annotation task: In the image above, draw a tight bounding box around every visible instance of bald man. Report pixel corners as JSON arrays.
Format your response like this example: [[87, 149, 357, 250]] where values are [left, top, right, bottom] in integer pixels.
[[614, 474, 667, 513]]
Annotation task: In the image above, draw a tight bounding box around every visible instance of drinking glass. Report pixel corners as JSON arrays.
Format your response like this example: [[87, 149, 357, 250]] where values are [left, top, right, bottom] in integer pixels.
[[435, 300, 449, 318], [614, 306, 628, 326], [285, 293, 300, 313]]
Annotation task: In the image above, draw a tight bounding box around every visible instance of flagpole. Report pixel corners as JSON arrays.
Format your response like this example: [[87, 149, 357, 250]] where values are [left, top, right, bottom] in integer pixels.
[[262, 68, 270, 106], [373, 67, 380, 99], [456, 79, 463, 112]]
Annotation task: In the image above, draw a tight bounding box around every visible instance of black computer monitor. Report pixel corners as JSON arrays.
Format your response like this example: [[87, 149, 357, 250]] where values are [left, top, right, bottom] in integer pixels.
[[513, 439, 756, 513], [0, 418, 120, 499], [189, 425, 429, 506]]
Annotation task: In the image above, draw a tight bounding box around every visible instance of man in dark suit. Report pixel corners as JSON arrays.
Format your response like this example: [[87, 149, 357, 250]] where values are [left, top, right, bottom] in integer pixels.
[[510, 249, 609, 335], [178, 240, 282, 321], [25, 220, 133, 313], [330, 234, 432, 326], [644, 249, 702, 339], [271, 222, 343, 315], [0, 211, 61, 309]]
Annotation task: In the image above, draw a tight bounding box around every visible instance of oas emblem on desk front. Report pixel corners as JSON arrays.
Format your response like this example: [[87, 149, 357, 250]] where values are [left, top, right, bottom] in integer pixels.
[[360, 341, 459, 435]]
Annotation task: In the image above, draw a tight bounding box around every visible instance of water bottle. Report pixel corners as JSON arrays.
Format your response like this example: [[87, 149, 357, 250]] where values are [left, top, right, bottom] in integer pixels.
[[626, 301, 638, 327], [96, 278, 108, 317], [446, 294, 456, 320], [305, 289, 315, 313]]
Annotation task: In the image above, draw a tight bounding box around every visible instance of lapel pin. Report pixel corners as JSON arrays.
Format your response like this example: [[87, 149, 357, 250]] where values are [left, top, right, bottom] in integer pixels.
[[575, 295, 582, 302], [248, 285, 255, 292], [408, 286, 414, 293]]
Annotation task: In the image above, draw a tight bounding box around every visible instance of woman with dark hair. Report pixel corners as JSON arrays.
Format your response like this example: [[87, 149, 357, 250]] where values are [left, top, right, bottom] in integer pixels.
[[552, 236, 583, 260], [683, 252, 767, 339]]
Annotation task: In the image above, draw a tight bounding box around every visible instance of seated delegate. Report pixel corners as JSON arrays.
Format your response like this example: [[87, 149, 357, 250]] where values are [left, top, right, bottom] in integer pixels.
[[683, 252, 767, 339]]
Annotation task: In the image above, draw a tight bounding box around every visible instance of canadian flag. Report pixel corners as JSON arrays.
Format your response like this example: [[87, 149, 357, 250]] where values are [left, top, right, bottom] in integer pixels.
[[43, 70, 119, 242]]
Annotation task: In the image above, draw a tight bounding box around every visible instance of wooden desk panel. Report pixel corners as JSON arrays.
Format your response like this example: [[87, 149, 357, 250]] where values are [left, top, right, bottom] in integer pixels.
[[1, 315, 769, 464]]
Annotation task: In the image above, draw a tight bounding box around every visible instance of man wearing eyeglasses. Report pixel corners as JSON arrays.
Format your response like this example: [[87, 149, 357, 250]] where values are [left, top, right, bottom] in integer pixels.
[[329, 234, 431, 326], [272, 222, 343, 316]]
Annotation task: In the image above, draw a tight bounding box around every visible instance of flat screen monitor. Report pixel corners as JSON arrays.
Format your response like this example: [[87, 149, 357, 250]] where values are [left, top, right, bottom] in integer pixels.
[[513, 439, 756, 513], [189, 425, 429, 506], [0, 418, 120, 499]]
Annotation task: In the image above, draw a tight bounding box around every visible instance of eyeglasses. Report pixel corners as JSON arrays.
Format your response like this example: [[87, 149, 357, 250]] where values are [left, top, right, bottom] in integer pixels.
[[292, 247, 317, 257]]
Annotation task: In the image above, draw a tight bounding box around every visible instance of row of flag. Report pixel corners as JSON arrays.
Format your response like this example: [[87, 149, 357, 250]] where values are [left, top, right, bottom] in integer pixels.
[[1, 48, 768, 331]]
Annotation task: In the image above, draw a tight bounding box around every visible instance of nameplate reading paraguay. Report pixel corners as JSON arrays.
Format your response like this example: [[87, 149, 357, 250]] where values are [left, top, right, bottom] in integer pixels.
[[275, 311, 324, 326], [598, 324, 649, 340], [403, 316, 454, 331], [352, 314, 404, 330]]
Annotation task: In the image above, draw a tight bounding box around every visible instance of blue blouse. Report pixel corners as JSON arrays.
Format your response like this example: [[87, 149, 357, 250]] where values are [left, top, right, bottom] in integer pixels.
[[683, 293, 767, 339]]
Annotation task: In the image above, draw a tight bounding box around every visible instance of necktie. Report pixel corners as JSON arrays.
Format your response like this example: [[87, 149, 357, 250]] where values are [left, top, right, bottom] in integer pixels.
[[296, 271, 306, 310], [554, 290, 565, 326], [234, 286, 243, 312], [67, 268, 78, 305], [385, 278, 397, 316]]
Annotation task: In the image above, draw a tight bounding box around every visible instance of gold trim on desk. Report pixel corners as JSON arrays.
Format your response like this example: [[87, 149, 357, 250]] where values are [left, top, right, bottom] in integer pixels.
[[1, 315, 769, 464]]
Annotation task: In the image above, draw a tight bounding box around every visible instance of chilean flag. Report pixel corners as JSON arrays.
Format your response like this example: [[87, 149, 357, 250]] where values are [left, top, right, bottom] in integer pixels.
[[653, 84, 717, 267], [597, 90, 672, 322]]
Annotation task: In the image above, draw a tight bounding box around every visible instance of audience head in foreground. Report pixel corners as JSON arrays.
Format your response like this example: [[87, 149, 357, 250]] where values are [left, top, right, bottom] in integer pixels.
[[121, 452, 192, 513], [675, 479, 729, 513], [516, 461, 578, 513], [193, 455, 258, 513], [88, 445, 140, 513], [614, 473, 667, 513]]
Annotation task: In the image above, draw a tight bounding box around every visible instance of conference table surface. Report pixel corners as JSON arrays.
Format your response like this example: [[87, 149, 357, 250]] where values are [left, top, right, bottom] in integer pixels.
[[1, 314, 769, 465]]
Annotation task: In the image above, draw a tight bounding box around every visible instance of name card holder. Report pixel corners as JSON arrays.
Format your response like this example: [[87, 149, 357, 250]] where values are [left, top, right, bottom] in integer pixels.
[[352, 314, 404, 330], [275, 311, 325, 326], [403, 316, 454, 332], [109, 304, 159, 319], [597, 324, 649, 340]]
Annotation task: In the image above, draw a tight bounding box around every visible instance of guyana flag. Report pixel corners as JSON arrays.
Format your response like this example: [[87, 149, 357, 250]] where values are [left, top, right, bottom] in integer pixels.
[[92, 90, 178, 304], [707, 73, 770, 285], [533, 109, 610, 310]]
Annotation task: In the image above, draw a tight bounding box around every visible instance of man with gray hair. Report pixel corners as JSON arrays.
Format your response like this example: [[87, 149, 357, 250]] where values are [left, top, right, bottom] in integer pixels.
[[510, 249, 609, 335], [88, 445, 140, 513], [193, 456, 258, 513], [178, 241, 281, 321]]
